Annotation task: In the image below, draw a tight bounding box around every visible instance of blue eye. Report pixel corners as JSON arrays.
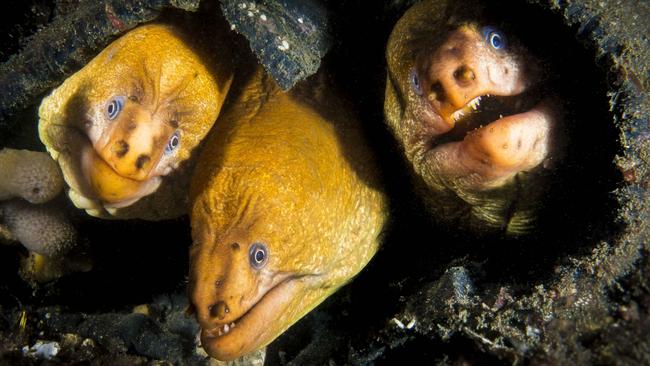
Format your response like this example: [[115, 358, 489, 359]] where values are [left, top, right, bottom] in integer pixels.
[[249, 243, 268, 269], [481, 26, 507, 50], [106, 96, 125, 120], [409, 67, 423, 96], [164, 131, 181, 155]]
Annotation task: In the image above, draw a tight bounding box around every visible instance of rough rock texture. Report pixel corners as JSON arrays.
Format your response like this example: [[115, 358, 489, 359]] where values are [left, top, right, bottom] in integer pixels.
[[0, 294, 207, 365], [220, 0, 331, 90]]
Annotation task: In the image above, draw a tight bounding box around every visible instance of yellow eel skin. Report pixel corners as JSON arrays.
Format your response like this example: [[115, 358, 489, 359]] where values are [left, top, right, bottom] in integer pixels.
[[39, 23, 234, 220], [189, 69, 388, 360]]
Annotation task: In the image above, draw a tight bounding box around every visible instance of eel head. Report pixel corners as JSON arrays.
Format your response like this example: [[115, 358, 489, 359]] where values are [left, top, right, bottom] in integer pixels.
[[38, 24, 229, 217], [385, 13, 562, 232], [188, 213, 333, 361]]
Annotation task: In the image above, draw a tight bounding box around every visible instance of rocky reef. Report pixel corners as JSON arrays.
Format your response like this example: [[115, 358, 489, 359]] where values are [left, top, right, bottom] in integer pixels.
[[0, 0, 647, 365]]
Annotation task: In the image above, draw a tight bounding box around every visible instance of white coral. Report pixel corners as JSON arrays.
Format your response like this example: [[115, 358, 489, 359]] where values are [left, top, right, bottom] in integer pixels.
[[1, 200, 76, 257], [0, 148, 64, 204]]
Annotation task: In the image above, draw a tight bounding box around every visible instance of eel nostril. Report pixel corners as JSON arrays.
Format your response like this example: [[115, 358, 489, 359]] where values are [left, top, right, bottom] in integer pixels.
[[453, 65, 476, 83], [112, 140, 129, 158], [429, 81, 445, 102], [135, 154, 150, 170], [209, 301, 229, 319]]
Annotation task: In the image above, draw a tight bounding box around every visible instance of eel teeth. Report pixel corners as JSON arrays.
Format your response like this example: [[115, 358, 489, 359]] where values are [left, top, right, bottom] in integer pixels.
[[451, 109, 465, 123], [468, 96, 482, 110], [451, 95, 483, 123], [217, 322, 237, 336]]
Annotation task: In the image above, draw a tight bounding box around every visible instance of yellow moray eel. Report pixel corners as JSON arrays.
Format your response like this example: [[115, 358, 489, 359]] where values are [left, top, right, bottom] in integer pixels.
[[385, 0, 561, 235], [39, 23, 234, 219], [189, 69, 388, 360]]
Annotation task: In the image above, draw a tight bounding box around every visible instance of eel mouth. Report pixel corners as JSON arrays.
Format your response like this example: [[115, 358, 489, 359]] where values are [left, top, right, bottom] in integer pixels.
[[48, 125, 162, 214], [42, 123, 162, 213], [78, 137, 162, 209], [431, 88, 546, 149], [199, 275, 303, 361], [420, 86, 557, 190]]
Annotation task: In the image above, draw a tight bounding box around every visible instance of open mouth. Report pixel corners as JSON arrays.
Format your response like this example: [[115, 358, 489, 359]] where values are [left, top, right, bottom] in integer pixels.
[[432, 89, 546, 149], [201, 275, 299, 341], [204, 320, 237, 338], [198, 274, 311, 360]]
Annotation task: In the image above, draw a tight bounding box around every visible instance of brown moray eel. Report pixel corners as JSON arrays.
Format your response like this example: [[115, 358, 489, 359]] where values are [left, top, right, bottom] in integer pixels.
[[188, 69, 387, 360], [385, 0, 562, 235], [38, 22, 234, 220]]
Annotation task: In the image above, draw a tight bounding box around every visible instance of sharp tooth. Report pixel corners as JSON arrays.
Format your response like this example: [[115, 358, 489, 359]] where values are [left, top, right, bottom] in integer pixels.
[[224, 324, 230, 333], [467, 96, 481, 111], [218, 329, 223, 336], [230, 322, 235, 328]]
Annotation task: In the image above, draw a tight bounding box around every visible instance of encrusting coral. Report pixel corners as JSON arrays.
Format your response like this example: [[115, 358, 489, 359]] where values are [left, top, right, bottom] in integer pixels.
[[0, 148, 83, 283], [0, 148, 64, 204], [1, 199, 76, 257]]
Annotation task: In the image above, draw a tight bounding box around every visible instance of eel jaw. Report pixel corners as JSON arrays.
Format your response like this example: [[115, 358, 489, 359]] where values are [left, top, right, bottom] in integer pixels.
[[198, 276, 307, 361], [423, 92, 557, 190], [79, 141, 161, 208]]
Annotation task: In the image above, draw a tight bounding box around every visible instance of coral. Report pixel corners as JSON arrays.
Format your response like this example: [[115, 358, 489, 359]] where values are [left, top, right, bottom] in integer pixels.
[[0, 148, 81, 284], [1, 200, 76, 257], [0, 148, 63, 204]]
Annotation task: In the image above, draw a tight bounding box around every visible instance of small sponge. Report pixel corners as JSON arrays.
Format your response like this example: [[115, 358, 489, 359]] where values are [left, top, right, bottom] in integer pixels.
[[1, 200, 76, 257], [0, 148, 64, 204]]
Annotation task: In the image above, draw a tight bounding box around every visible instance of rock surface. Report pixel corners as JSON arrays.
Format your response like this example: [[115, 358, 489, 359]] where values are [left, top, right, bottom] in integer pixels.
[[220, 0, 331, 90]]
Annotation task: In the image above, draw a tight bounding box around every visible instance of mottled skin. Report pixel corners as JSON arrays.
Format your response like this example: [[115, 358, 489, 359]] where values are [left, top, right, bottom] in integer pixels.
[[39, 23, 234, 220], [385, 0, 560, 235], [189, 69, 387, 360]]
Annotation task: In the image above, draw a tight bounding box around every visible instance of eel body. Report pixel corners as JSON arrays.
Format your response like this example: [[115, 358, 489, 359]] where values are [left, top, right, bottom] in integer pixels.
[[189, 69, 387, 360]]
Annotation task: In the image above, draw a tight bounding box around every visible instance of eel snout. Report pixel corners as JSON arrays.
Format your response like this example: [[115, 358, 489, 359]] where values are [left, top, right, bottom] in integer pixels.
[[418, 26, 529, 129], [81, 98, 175, 206], [414, 25, 556, 190], [190, 234, 304, 360]]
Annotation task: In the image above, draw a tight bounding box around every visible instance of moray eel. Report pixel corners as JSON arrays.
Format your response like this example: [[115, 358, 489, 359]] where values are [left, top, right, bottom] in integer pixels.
[[189, 69, 387, 360], [38, 23, 234, 219], [385, 0, 561, 235]]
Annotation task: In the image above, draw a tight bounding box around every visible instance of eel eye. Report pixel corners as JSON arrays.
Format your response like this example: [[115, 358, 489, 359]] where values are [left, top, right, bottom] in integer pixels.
[[164, 131, 180, 155], [409, 67, 423, 96], [106, 96, 125, 120], [481, 26, 507, 50], [249, 243, 268, 269]]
